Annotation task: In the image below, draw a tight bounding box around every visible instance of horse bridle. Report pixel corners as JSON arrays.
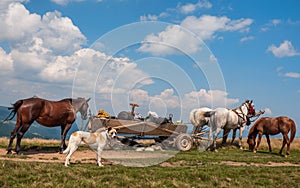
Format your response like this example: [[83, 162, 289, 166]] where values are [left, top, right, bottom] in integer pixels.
[[232, 101, 253, 125]]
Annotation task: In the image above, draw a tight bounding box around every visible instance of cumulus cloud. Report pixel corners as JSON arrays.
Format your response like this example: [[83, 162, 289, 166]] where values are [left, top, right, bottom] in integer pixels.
[[0, 3, 86, 53], [178, 0, 212, 14], [138, 25, 201, 55], [0, 2, 86, 81], [181, 15, 253, 40], [130, 88, 239, 111], [0, 3, 41, 41], [37, 11, 86, 54], [182, 89, 239, 109], [139, 15, 253, 55], [0, 47, 13, 75], [267, 40, 300, 58]]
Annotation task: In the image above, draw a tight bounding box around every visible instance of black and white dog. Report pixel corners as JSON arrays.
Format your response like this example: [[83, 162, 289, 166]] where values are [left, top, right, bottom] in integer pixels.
[[63, 127, 117, 167]]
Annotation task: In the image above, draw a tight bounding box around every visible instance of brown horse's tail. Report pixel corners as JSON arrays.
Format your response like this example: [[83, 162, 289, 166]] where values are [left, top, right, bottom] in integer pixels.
[[289, 120, 296, 143], [2, 100, 23, 122]]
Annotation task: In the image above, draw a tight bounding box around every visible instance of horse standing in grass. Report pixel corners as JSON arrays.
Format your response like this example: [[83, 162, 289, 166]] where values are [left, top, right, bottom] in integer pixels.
[[4, 97, 90, 154], [203, 100, 256, 151], [247, 116, 296, 157]]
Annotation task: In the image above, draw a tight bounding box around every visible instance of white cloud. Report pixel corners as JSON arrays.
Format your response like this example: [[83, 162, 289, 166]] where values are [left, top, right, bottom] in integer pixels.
[[139, 15, 253, 55], [209, 54, 217, 62], [128, 88, 241, 121], [179, 0, 212, 14], [140, 14, 158, 22], [50, 0, 85, 5], [183, 89, 239, 109], [271, 19, 281, 26], [0, 3, 86, 54], [0, 47, 13, 74], [138, 25, 201, 55], [38, 11, 86, 54], [267, 40, 300, 58], [263, 108, 272, 115], [284, 72, 300, 78], [0, 2, 87, 82], [130, 89, 179, 108], [240, 36, 254, 43], [0, 3, 41, 41], [181, 15, 253, 41]]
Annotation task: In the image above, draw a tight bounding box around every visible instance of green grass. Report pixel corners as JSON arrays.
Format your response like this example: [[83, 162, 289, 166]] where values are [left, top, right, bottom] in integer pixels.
[[0, 138, 300, 187], [0, 160, 299, 188]]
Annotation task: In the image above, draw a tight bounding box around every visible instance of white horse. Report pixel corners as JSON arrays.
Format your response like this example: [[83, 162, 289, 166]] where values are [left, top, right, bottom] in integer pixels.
[[205, 100, 255, 151], [190, 106, 249, 149], [190, 107, 212, 134]]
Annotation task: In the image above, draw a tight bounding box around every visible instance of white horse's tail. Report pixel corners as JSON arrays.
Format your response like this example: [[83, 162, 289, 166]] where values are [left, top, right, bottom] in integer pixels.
[[189, 109, 198, 126]]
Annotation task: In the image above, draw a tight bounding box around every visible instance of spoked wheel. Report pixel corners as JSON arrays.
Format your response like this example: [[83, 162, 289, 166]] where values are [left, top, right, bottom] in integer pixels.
[[175, 133, 193, 151]]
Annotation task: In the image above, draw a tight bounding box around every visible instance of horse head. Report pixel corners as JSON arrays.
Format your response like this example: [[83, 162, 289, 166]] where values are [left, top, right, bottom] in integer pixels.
[[247, 135, 256, 152], [245, 100, 255, 117], [75, 97, 90, 120]]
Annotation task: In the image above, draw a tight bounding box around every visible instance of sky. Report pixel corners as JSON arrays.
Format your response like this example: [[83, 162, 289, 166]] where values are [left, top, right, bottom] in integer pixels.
[[0, 0, 300, 135]]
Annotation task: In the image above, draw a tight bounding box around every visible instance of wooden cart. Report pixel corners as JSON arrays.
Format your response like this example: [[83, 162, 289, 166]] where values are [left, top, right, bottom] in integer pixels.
[[87, 116, 195, 151]]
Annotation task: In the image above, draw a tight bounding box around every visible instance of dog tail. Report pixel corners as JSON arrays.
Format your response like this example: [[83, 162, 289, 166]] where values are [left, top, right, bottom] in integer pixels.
[[62, 145, 70, 154]]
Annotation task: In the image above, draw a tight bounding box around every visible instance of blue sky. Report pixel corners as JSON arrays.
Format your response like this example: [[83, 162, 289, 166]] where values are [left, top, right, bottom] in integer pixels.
[[0, 0, 299, 135]]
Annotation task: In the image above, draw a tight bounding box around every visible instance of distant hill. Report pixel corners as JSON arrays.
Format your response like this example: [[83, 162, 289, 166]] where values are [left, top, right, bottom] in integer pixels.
[[0, 106, 80, 140]]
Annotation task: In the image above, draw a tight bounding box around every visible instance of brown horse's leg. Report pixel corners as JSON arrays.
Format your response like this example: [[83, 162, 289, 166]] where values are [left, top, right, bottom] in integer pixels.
[[60, 124, 72, 154], [15, 124, 31, 154], [7, 125, 21, 154], [280, 133, 290, 156], [279, 138, 287, 156], [265, 134, 272, 153], [254, 132, 263, 152]]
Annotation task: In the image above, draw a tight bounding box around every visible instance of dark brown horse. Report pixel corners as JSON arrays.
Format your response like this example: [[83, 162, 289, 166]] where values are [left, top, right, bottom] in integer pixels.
[[4, 97, 90, 154], [247, 116, 296, 157]]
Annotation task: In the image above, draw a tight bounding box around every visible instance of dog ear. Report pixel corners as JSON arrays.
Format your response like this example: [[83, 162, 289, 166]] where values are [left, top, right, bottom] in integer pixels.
[[107, 126, 112, 132]]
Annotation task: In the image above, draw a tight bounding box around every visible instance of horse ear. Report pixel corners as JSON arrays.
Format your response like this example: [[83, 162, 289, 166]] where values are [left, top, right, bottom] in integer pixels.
[[86, 98, 91, 102]]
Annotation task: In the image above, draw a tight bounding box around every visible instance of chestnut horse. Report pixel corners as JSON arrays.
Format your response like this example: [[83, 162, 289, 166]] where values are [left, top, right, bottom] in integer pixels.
[[247, 116, 296, 157], [4, 97, 90, 154]]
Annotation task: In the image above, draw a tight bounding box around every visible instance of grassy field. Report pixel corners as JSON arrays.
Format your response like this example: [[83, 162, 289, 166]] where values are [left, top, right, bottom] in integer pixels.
[[0, 137, 299, 188]]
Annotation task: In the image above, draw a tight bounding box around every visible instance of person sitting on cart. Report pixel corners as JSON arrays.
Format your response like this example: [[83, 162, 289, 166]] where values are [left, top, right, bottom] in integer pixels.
[[97, 109, 110, 119]]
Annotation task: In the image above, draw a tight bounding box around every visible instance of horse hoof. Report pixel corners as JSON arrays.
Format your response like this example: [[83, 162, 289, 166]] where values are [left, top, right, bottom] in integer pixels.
[[6, 151, 12, 155], [214, 149, 218, 153], [284, 155, 288, 158], [253, 150, 257, 153]]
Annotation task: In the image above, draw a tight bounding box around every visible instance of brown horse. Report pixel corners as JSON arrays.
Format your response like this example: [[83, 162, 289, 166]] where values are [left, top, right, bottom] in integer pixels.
[[4, 97, 90, 154], [247, 116, 296, 157]]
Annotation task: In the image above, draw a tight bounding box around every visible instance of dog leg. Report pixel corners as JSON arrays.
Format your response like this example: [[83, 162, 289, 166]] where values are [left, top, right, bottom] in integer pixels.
[[65, 144, 79, 167], [97, 147, 104, 167]]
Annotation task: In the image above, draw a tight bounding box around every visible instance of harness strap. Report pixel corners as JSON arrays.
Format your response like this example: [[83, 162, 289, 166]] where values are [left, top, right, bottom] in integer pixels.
[[232, 108, 247, 124]]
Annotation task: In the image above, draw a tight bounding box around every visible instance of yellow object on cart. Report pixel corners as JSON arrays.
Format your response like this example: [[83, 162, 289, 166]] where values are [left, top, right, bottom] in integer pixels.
[[97, 109, 110, 119]]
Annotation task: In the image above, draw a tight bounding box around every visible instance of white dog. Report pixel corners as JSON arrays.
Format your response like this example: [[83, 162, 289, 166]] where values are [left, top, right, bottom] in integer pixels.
[[63, 127, 117, 167]]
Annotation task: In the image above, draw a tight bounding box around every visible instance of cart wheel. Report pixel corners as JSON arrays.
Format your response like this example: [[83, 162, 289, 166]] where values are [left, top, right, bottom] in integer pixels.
[[175, 134, 193, 151]]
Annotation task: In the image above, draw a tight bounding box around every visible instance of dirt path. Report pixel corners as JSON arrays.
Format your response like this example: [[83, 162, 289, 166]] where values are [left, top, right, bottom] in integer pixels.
[[0, 148, 174, 167], [1, 148, 300, 167]]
